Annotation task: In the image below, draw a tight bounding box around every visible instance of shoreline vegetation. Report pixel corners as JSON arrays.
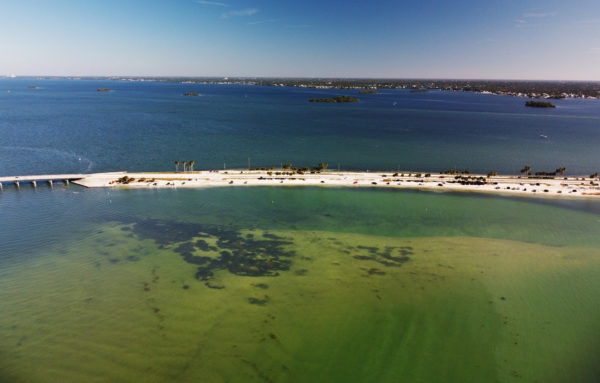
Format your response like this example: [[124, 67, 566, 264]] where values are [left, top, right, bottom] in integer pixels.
[[57, 166, 600, 199], [309, 95, 359, 103]]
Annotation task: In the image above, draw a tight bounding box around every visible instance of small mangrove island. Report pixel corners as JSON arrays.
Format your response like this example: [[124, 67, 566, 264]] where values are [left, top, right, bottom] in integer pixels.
[[183, 92, 200, 96], [97, 88, 112, 92], [410, 89, 429, 93], [309, 95, 360, 103], [525, 100, 556, 108], [359, 90, 377, 94]]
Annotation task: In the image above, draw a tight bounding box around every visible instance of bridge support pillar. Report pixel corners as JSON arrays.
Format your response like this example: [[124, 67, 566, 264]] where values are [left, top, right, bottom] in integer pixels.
[[15, 181, 20, 188], [65, 179, 69, 185], [32, 180, 37, 188], [48, 180, 53, 187]]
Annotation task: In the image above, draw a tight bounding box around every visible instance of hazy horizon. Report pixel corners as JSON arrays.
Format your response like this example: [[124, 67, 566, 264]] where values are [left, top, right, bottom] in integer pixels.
[[4, 75, 600, 83]]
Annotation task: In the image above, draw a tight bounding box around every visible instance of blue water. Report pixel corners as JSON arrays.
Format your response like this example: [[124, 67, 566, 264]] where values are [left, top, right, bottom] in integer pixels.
[[1, 78, 599, 176], [2, 78, 600, 383]]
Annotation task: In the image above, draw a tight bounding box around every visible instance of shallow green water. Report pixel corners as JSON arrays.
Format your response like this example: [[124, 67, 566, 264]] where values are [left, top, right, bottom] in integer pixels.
[[1, 187, 600, 382]]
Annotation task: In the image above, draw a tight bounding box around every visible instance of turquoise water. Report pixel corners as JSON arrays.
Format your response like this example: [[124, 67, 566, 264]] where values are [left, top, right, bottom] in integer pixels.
[[2, 187, 600, 382], [2, 79, 600, 382]]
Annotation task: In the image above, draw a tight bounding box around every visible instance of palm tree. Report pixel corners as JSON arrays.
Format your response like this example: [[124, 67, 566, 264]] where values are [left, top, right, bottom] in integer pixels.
[[520, 165, 531, 176], [555, 167, 566, 176], [175, 160, 179, 172], [183, 161, 188, 172], [189, 160, 195, 172]]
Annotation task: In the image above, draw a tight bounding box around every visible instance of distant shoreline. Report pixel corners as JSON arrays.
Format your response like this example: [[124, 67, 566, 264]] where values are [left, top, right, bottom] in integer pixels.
[[64, 170, 600, 199], [6, 76, 600, 100]]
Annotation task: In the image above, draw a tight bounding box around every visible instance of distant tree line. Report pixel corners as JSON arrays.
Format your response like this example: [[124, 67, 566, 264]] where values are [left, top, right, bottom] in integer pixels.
[[144, 77, 600, 99]]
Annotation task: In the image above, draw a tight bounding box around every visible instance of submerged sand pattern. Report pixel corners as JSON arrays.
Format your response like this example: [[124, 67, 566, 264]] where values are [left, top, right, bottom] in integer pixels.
[[2, 218, 600, 382]]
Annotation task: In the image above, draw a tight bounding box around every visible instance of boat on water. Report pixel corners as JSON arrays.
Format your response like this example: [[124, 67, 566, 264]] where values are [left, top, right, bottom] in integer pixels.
[[540, 134, 548, 139]]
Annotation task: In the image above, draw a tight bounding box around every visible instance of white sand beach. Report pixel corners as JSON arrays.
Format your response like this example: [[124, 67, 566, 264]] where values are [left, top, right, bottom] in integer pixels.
[[71, 170, 600, 199]]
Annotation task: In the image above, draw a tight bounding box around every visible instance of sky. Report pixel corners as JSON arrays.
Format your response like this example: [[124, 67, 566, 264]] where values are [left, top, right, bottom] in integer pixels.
[[1, 0, 599, 80]]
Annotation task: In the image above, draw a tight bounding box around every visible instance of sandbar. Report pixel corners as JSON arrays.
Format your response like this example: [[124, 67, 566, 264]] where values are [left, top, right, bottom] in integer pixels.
[[72, 170, 600, 199]]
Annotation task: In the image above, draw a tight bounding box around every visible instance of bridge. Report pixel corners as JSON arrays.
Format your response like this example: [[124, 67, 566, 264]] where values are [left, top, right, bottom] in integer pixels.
[[0, 174, 86, 190]]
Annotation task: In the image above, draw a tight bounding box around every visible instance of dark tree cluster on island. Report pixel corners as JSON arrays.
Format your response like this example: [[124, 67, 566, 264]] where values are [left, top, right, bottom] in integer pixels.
[[309, 95, 359, 103], [525, 101, 556, 108]]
